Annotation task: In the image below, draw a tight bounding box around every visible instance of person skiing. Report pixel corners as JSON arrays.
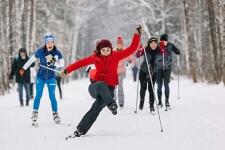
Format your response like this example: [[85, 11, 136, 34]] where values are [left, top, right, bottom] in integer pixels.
[[9, 48, 32, 106], [115, 36, 129, 109], [155, 34, 180, 110], [20, 34, 65, 125], [136, 37, 159, 113], [61, 25, 142, 138]]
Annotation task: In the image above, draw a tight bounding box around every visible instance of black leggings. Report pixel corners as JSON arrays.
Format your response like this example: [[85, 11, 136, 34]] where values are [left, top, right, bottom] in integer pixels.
[[77, 81, 115, 134], [139, 70, 156, 107]]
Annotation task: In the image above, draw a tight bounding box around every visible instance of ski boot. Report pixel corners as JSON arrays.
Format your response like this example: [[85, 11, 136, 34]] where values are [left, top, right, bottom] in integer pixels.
[[74, 128, 85, 137], [157, 99, 163, 108], [19, 99, 24, 107], [108, 102, 118, 115], [165, 102, 171, 111], [150, 106, 155, 115], [53, 112, 61, 124], [31, 110, 38, 126], [66, 128, 85, 140]]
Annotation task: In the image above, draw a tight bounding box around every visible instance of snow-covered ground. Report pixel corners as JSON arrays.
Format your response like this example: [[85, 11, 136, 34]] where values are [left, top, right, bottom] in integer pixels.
[[0, 72, 225, 150]]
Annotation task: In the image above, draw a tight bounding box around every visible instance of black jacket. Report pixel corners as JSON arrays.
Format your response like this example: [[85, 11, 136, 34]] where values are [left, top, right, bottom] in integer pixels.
[[9, 49, 31, 83], [140, 46, 159, 73]]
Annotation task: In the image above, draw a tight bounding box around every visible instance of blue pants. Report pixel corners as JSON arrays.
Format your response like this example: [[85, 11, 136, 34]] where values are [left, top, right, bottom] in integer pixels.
[[17, 83, 30, 105], [33, 77, 58, 112]]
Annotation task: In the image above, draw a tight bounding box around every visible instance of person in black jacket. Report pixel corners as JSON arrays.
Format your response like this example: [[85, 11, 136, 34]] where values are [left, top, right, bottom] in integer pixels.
[[9, 48, 31, 106], [136, 37, 159, 113], [155, 34, 180, 109]]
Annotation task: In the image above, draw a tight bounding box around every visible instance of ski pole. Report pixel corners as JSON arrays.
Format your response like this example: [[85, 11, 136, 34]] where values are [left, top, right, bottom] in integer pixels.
[[134, 57, 141, 114], [134, 77, 140, 114], [143, 47, 164, 133], [162, 50, 165, 71], [40, 65, 61, 73], [177, 55, 180, 99]]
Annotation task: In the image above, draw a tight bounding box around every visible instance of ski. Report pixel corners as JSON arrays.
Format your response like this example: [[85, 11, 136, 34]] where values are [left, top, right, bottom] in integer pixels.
[[57, 122, 71, 127], [65, 134, 77, 140]]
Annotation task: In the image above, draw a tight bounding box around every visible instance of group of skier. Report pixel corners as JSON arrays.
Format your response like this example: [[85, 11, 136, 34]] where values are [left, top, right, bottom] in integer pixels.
[[9, 24, 180, 138], [136, 33, 180, 113]]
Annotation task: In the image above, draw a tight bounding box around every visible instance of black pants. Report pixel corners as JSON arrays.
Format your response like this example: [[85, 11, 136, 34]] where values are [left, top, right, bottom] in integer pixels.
[[56, 76, 62, 99], [77, 81, 115, 134], [156, 69, 171, 103], [30, 83, 34, 98], [139, 70, 156, 107]]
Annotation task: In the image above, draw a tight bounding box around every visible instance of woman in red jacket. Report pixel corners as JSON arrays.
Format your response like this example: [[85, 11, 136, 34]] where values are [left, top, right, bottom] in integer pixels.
[[61, 26, 142, 137]]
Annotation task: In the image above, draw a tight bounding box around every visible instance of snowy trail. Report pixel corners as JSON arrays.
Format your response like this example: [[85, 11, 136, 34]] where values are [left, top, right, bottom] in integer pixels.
[[0, 74, 225, 150]]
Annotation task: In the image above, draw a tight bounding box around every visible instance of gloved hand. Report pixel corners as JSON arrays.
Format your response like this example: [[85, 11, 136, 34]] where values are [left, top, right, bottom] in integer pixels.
[[19, 68, 25, 77], [60, 69, 68, 77], [136, 25, 143, 35]]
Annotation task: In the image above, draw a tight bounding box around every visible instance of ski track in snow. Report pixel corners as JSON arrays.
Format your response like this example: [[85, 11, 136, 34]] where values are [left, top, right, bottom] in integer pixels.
[[0, 73, 225, 150]]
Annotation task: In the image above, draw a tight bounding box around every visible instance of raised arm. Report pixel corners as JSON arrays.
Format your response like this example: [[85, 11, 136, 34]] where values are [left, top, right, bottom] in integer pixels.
[[115, 33, 140, 60], [115, 26, 142, 60], [64, 55, 95, 74]]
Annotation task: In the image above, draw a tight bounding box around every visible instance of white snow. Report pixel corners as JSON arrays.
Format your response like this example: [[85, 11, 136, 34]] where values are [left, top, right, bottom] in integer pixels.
[[0, 72, 225, 150]]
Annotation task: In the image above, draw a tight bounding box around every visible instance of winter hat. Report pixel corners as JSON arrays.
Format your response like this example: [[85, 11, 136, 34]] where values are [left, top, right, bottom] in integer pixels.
[[96, 39, 112, 52], [148, 37, 158, 43], [45, 34, 55, 43], [117, 36, 123, 44], [160, 34, 168, 41], [19, 48, 26, 53]]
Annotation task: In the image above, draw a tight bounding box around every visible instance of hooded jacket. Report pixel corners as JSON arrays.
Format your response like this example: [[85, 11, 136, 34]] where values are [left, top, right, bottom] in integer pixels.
[[9, 48, 31, 83]]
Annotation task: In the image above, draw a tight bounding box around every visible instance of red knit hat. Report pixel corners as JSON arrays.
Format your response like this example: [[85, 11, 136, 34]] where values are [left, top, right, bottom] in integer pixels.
[[96, 39, 112, 52], [117, 36, 123, 44]]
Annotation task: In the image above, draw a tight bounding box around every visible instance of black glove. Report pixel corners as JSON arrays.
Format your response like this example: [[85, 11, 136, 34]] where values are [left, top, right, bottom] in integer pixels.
[[136, 25, 143, 35], [61, 69, 68, 77]]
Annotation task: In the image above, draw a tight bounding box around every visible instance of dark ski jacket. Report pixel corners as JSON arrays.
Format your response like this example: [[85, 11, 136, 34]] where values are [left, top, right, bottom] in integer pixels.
[[9, 48, 31, 83]]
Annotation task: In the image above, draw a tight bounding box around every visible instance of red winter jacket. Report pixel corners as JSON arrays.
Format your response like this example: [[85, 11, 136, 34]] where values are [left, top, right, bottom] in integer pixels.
[[65, 33, 140, 86]]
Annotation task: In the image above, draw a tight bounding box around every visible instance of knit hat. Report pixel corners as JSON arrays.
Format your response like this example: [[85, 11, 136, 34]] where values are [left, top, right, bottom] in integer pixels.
[[160, 34, 168, 41], [96, 39, 112, 52], [19, 48, 27, 53], [45, 34, 55, 43], [148, 37, 158, 43], [117, 36, 123, 44]]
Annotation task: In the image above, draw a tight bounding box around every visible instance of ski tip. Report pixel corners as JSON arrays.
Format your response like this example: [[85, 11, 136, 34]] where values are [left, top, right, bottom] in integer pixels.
[[134, 110, 137, 114], [161, 129, 164, 133]]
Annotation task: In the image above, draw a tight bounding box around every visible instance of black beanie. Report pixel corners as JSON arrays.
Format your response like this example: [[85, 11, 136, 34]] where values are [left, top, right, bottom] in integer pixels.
[[19, 48, 27, 53], [160, 34, 168, 41]]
